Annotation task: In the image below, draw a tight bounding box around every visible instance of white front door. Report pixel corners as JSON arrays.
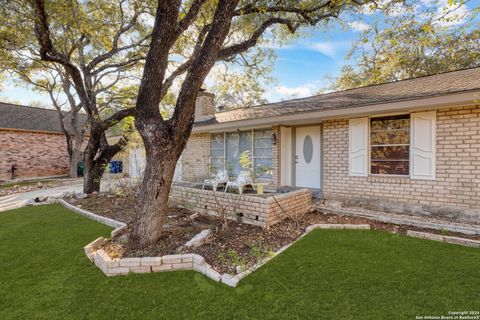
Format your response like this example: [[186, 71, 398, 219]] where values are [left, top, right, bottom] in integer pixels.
[[295, 126, 321, 188]]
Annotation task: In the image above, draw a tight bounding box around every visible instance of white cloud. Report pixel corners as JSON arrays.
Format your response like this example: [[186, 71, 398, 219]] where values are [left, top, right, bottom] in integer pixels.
[[432, 0, 470, 27], [308, 41, 351, 59], [275, 85, 313, 98], [348, 21, 371, 32]]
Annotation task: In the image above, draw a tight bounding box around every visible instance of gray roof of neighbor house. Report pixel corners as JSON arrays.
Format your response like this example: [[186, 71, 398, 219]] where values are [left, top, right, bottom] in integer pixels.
[[196, 67, 480, 127], [0, 102, 88, 133]]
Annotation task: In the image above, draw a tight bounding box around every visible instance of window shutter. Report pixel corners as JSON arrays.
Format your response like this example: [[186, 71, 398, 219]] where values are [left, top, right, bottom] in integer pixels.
[[411, 111, 436, 180], [349, 117, 368, 177]]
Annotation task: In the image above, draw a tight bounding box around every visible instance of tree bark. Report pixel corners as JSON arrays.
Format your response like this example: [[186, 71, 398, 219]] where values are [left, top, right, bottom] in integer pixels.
[[69, 148, 82, 178], [128, 0, 239, 249], [129, 135, 182, 247]]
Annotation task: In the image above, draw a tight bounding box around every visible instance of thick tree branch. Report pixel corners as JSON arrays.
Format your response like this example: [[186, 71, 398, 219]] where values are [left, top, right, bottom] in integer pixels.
[[176, 0, 208, 35]]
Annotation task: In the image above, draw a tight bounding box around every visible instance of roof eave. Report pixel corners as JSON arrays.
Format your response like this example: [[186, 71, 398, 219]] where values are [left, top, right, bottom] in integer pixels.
[[192, 90, 480, 133]]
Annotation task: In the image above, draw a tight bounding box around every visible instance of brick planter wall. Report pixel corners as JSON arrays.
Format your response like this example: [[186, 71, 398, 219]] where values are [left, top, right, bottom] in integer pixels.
[[323, 105, 480, 209], [170, 185, 312, 227]]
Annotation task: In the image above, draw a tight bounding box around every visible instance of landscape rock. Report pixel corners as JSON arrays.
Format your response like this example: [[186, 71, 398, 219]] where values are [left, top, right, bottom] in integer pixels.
[[75, 192, 88, 200], [184, 229, 211, 247]]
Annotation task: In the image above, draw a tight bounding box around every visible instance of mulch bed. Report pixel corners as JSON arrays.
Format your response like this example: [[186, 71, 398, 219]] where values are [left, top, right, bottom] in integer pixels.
[[73, 193, 480, 274], [69, 192, 136, 223]]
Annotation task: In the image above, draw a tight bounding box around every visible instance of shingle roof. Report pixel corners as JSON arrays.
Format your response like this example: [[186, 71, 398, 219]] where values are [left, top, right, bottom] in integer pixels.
[[0, 102, 88, 133], [196, 67, 480, 127]]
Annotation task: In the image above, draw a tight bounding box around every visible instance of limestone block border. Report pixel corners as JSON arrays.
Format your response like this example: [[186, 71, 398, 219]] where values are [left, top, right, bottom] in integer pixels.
[[406, 230, 480, 248], [84, 223, 371, 287], [58, 199, 479, 288]]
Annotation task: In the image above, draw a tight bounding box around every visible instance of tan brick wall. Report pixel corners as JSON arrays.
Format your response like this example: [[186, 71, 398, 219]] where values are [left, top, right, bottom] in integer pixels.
[[323, 105, 480, 208], [180, 133, 210, 182], [0, 129, 69, 180], [170, 185, 311, 227]]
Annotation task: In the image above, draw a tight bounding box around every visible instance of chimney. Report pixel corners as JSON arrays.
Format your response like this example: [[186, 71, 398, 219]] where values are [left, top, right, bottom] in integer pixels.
[[194, 90, 215, 122]]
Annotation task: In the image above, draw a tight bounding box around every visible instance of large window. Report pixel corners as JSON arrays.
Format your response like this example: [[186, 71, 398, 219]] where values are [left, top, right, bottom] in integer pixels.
[[370, 115, 410, 175], [210, 129, 273, 181]]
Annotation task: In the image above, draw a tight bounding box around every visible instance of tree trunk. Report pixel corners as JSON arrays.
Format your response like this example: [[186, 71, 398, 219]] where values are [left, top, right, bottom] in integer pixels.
[[68, 148, 82, 178], [82, 128, 107, 194], [83, 162, 104, 193], [129, 139, 180, 248]]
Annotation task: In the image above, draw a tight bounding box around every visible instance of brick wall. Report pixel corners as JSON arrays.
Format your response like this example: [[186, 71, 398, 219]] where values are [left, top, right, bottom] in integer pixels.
[[180, 133, 210, 182], [323, 105, 480, 209], [0, 129, 69, 180], [170, 185, 311, 227]]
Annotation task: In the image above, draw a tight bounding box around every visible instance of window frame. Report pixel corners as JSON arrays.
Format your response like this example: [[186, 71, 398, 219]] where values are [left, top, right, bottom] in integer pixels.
[[209, 128, 274, 181], [368, 113, 411, 177]]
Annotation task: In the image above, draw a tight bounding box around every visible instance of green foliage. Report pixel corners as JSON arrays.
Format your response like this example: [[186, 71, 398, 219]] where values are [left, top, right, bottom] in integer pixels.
[[333, 0, 480, 90], [239, 150, 252, 170]]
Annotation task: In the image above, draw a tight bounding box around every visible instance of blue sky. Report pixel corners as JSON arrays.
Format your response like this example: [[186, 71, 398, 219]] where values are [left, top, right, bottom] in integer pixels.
[[1, 0, 479, 106]]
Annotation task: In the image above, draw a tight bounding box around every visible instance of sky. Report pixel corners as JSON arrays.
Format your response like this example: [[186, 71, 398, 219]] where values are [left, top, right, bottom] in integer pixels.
[[1, 0, 479, 107]]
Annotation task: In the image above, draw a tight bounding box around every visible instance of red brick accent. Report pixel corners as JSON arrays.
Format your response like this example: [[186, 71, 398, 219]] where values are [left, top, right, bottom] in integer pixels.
[[0, 129, 70, 180]]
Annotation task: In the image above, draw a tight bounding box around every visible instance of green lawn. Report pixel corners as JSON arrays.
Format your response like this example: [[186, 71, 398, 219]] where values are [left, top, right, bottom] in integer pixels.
[[1, 205, 479, 320]]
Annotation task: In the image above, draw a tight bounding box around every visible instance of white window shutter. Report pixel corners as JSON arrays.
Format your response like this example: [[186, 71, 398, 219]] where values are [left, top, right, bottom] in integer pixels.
[[349, 117, 368, 177], [411, 111, 436, 180]]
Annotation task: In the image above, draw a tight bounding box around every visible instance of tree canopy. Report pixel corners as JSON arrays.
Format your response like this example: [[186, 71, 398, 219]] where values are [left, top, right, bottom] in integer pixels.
[[333, 0, 480, 90]]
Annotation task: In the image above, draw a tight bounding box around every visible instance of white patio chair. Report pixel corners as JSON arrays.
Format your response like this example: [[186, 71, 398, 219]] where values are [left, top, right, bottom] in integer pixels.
[[224, 170, 255, 194], [202, 170, 229, 191]]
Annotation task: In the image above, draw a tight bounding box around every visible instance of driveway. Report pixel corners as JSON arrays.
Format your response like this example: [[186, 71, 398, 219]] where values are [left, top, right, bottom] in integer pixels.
[[0, 179, 115, 212]]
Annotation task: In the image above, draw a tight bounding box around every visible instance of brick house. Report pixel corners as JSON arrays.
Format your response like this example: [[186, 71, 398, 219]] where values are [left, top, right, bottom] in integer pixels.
[[161, 67, 480, 220], [0, 103, 87, 181]]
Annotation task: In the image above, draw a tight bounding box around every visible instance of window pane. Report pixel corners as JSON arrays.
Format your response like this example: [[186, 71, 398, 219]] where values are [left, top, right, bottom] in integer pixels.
[[254, 158, 273, 180], [254, 148, 272, 158], [226, 132, 240, 176], [254, 129, 272, 139], [210, 133, 225, 175], [370, 115, 410, 131], [211, 149, 224, 158], [371, 161, 409, 175], [371, 129, 409, 145], [239, 131, 252, 170], [370, 115, 410, 176], [253, 129, 273, 180], [210, 133, 224, 149], [371, 146, 409, 160]]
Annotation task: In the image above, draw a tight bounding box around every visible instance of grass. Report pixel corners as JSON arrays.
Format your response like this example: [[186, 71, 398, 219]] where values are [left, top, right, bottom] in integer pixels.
[[1, 204, 479, 320]]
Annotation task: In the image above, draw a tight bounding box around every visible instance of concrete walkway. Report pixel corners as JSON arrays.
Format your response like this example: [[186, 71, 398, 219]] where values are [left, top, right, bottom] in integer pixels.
[[0, 179, 114, 212]]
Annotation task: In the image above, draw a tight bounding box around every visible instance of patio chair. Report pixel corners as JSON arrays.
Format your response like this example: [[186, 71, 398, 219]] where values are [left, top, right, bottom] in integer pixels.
[[202, 170, 229, 191], [224, 170, 255, 194]]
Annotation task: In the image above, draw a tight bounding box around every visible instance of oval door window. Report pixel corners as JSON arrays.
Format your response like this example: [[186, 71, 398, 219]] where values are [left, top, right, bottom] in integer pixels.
[[303, 135, 313, 163]]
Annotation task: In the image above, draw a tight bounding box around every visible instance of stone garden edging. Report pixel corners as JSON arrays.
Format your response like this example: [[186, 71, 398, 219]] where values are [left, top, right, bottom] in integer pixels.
[[406, 230, 480, 248], [84, 223, 371, 287], [53, 200, 480, 287]]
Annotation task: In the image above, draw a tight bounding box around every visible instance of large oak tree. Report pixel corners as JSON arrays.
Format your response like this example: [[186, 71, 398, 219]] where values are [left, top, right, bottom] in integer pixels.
[[27, 0, 373, 248]]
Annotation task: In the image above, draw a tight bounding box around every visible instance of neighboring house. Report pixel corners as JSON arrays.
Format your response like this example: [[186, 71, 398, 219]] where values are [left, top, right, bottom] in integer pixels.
[[173, 67, 480, 212], [0, 103, 87, 181]]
